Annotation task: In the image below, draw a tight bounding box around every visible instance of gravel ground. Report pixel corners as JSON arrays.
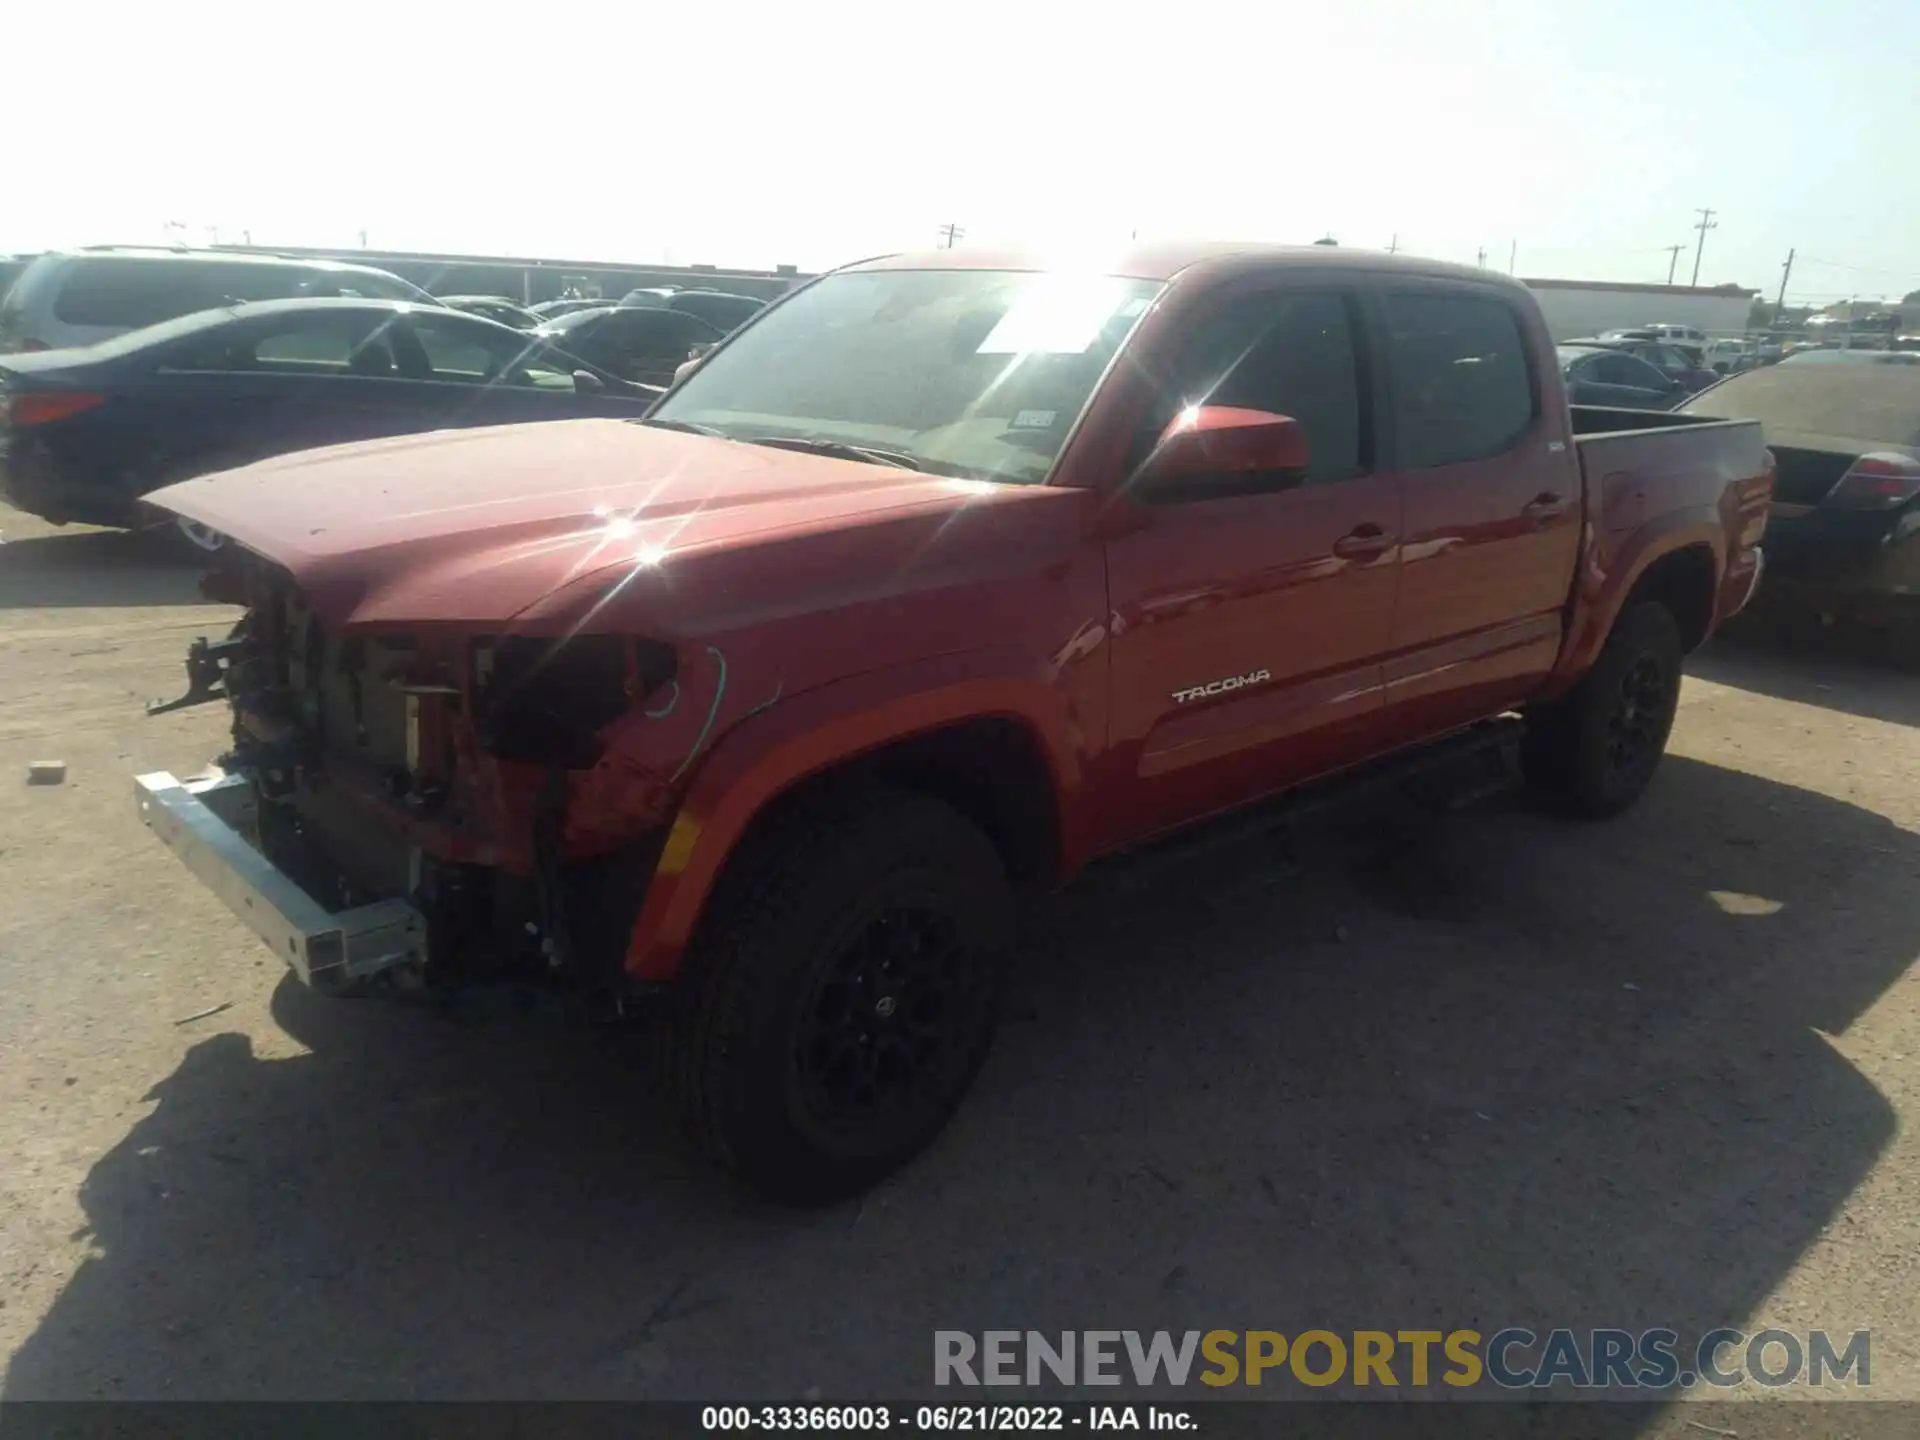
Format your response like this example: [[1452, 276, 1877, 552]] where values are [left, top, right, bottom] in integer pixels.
[[1, 500, 1916, 1431]]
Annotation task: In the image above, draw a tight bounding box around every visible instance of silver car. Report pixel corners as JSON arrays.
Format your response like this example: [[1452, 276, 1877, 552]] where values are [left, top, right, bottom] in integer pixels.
[[0, 247, 433, 353]]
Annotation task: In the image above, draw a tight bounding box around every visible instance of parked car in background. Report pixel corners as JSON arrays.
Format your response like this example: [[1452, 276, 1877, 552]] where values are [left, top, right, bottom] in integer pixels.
[[437, 295, 540, 329], [1705, 337, 1760, 374], [1572, 336, 1719, 394], [528, 298, 612, 321], [1890, 334, 1920, 353], [1558, 344, 1688, 409], [531, 305, 722, 386], [0, 255, 33, 303], [618, 286, 767, 333], [0, 299, 656, 550], [1644, 322, 1709, 352], [1683, 363, 1920, 664], [0, 248, 436, 354]]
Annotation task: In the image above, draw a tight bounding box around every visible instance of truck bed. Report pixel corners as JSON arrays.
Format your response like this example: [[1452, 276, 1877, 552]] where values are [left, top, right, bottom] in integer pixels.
[[1570, 405, 1769, 513]]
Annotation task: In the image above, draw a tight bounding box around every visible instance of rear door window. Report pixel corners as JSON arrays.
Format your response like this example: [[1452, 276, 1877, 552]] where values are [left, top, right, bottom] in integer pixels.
[[165, 312, 394, 375], [1592, 353, 1661, 388], [1382, 291, 1535, 469], [408, 314, 577, 389]]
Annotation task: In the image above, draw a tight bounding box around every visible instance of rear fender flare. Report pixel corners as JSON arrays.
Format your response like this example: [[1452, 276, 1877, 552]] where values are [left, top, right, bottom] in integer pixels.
[[622, 648, 1084, 981], [1545, 507, 1726, 696]]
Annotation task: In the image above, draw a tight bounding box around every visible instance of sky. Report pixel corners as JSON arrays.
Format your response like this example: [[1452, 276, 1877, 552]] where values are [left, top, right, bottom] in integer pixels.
[[8, 0, 1919, 306]]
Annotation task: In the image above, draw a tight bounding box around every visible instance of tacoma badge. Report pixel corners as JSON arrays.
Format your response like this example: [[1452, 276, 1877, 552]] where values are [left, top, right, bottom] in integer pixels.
[[1172, 668, 1272, 705]]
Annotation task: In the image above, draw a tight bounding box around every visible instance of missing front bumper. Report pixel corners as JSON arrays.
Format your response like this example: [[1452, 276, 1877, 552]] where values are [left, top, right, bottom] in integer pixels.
[[134, 770, 425, 987]]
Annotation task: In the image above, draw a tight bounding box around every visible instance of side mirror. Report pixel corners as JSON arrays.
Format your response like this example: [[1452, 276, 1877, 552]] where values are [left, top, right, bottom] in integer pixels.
[[572, 369, 605, 396], [1136, 406, 1309, 501]]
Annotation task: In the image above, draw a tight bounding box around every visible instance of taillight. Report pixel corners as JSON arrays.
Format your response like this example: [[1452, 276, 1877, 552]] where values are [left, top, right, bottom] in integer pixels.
[[1827, 453, 1920, 510], [6, 392, 104, 427]]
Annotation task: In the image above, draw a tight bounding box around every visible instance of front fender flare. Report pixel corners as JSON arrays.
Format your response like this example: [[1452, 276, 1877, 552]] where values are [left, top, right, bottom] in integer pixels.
[[622, 648, 1085, 981]]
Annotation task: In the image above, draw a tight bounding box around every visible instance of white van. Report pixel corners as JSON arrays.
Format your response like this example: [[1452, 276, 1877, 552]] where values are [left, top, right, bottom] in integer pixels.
[[0, 247, 433, 353]]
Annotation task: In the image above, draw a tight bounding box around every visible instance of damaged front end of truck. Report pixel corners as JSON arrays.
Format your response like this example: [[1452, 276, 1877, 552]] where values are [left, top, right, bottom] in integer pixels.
[[138, 548, 699, 1009]]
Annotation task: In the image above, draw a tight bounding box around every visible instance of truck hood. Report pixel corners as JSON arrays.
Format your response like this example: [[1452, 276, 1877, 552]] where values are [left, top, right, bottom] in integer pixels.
[[150, 420, 1053, 629]]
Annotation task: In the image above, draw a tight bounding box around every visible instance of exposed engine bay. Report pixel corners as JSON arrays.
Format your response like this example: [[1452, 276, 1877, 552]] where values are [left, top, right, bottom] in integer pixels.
[[150, 552, 681, 1008]]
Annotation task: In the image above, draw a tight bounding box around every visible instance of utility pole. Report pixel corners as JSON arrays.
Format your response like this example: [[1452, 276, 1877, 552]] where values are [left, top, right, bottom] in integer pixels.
[[1476, 246, 1487, 268], [1689, 207, 1717, 287], [358, 229, 369, 249], [1663, 245, 1684, 284], [937, 223, 965, 250], [1774, 247, 1795, 320], [1387, 234, 1399, 254], [1508, 240, 1517, 275]]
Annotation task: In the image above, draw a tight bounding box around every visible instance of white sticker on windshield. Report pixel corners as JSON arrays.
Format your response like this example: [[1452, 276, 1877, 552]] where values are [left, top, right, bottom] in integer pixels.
[[976, 275, 1133, 356], [1010, 409, 1057, 430]]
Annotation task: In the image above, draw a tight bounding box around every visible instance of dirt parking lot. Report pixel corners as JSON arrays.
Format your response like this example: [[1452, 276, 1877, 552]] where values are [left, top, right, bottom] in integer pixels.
[[1, 499, 1917, 1425]]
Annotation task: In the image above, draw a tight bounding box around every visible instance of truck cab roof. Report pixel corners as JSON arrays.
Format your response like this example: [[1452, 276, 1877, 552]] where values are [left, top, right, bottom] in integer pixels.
[[847, 242, 1520, 289]]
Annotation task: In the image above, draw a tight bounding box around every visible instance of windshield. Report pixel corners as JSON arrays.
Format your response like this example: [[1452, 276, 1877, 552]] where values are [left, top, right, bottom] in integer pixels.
[[651, 268, 1163, 483]]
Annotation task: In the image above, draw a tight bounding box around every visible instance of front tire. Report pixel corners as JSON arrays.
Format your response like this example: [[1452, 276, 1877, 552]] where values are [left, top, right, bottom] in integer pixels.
[[1523, 602, 1685, 818], [659, 784, 1014, 1204]]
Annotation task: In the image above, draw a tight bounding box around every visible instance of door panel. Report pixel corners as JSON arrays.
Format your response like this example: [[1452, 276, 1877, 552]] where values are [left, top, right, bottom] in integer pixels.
[[1103, 285, 1402, 845], [1377, 287, 1580, 736]]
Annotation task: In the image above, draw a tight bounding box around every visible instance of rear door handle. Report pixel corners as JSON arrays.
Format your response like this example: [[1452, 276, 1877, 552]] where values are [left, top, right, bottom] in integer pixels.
[[1331, 523, 1394, 560], [1522, 492, 1569, 521]]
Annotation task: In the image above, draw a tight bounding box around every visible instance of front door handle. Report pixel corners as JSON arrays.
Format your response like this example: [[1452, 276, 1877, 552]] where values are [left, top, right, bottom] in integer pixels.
[[1522, 492, 1569, 521], [1331, 523, 1394, 560]]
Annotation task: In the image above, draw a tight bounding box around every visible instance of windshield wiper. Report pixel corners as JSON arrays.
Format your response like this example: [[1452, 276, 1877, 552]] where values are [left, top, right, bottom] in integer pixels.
[[742, 435, 925, 471], [639, 417, 729, 437]]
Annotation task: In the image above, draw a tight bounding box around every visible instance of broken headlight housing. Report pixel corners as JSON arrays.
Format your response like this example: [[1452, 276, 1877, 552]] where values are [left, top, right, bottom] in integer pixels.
[[473, 635, 677, 769]]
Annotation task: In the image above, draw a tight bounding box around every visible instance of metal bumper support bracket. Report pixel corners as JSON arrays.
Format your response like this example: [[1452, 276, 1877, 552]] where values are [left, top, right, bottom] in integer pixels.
[[134, 770, 425, 986]]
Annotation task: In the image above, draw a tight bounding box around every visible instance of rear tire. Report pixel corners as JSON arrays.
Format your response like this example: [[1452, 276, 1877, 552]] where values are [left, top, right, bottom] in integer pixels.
[[658, 784, 1014, 1204], [1523, 602, 1684, 818]]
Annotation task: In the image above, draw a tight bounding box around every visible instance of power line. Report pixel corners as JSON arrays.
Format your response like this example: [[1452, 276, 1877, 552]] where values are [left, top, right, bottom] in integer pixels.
[[1796, 254, 1920, 279], [1690, 208, 1717, 287]]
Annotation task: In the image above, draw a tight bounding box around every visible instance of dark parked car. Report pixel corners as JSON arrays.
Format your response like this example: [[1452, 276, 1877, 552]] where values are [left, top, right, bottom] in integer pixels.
[[1569, 336, 1718, 394], [0, 299, 657, 550], [531, 305, 722, 386], [618, 287, 766, 333], [1558, 344, 1687, 409], [1682, 364, 1920, 663], [436, 295, 540, 329]]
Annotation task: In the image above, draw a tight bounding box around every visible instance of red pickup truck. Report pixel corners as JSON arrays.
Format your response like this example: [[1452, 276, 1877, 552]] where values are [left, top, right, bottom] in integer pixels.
[[135, 244, 1773, 1201]]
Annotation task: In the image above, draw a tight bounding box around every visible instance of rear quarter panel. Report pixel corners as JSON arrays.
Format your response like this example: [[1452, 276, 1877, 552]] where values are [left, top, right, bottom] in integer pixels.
[[1546, 413, 1770, 693]]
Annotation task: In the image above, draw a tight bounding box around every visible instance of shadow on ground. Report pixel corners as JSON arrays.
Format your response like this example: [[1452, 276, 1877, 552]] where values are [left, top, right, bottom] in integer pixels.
[[4, 757, 1914, 1428], [0, 529, 205, 610], [1694, 613, 1920, 728]]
